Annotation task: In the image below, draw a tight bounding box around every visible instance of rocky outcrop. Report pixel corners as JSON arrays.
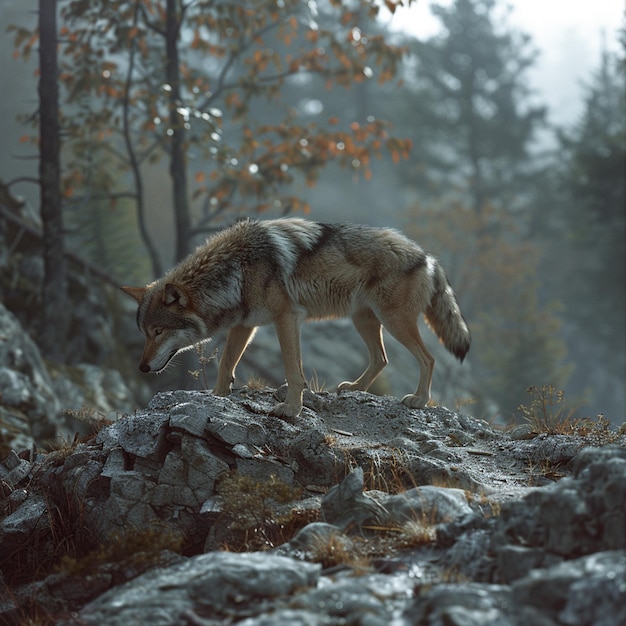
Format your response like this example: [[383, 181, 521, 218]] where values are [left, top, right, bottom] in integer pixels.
[[0, 386, 624, 625], [0, 302, 140, 454]]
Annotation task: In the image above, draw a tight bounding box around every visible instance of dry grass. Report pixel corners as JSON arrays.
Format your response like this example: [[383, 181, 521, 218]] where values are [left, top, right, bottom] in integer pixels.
[[398, 518, 438, 547], [187, 344, 218, 388], [246, 376, 268, 390], [308, 370, 326, 393], [215, 471, 314, 551], [0, 485, 97, 587], [518, 385, 623, 444], [518, 385, 579, 434], [309, 531, 370, 573], [57, 524, 185, 578]]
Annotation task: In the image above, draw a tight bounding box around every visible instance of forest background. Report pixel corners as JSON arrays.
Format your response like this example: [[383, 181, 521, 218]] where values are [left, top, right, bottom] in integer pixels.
[[0, 0, 624, 424]]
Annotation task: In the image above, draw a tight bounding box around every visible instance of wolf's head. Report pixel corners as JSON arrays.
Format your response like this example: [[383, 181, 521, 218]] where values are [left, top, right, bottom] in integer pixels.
[[121, 283, 210, 373]]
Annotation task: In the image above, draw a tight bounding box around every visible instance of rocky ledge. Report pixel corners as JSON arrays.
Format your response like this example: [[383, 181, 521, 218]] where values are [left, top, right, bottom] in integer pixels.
[[0, 387, 625, 625]]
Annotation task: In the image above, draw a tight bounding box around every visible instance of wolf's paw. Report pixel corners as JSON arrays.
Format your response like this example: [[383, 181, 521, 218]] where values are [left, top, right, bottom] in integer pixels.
[[401, 393, 427, 409], [270, 402, 302, 420]]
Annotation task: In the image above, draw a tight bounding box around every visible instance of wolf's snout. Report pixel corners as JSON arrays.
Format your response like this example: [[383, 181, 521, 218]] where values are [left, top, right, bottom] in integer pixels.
[[139, 363, 151, 373]]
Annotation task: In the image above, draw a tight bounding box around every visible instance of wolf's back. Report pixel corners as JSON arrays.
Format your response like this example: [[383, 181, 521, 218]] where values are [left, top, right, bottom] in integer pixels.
[[424, 263, 470, 361]]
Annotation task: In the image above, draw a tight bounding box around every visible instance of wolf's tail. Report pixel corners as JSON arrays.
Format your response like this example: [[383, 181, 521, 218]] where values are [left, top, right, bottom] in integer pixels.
[[424, 262, 471, 361]]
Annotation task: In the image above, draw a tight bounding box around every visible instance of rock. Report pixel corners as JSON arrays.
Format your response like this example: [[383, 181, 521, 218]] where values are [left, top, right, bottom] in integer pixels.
[[0, 303, 61, 441], [496, 545, 561, 584], [321, 467, 388, 529], [51, 363, 138, 420], [168, 401, 210, 436], [280, 522, 353, 562], [73, 552, 321, 626], [491, 445, 626, 581], [0, 494, 48, 537], [97, 410, 170, 458], [512, 551, 626, 626], [288, 576, 392, 625], [376, 485, 472, 524], [1, 387, 625, 625], [0, 494, 49, 566], [402, 583, 514, 626], [0, 300, 141, 451], [0, 450, 32, 486]]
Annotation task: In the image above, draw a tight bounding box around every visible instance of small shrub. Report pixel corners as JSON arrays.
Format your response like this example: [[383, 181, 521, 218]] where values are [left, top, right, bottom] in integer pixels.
[[57, 524, 184, 579], [215, 472, 307, 550], [517, 385, 578, 434], [518, 385, 623, 444]]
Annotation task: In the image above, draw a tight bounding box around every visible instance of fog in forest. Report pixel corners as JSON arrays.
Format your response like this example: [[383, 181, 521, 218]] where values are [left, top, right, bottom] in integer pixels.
[[0, 0, 624, 424]]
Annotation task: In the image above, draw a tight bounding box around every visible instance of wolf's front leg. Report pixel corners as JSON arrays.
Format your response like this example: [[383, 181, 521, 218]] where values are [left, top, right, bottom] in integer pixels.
[[213, 325, 257, 396], [272, 312, 305, 418]]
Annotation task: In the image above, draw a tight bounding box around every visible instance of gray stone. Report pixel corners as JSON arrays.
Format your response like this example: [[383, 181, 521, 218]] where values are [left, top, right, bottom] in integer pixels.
[[3, 387, 626, 625], [236, 457, 295, 485], [508, 424, 534, 440], [496, 545, 560, 584], [237, 609, 334, 626], [232, 442, 255, 458], [168, 401, 209, 436], [0, 494, 48, 537], [513, 551, 626, 625], [402, 583, 514, 626], [206, 408, 267, 446], [98, 411, 169, 459], [492, 444, 626, 568], [281, 522, 352, 561], [0, 303, 61, 440], [76, 552, 320, 625], [100, 446, 126, 477], [62, 456, 104, 499], [321, 467, 388, 530], [52, 364, 137, 419], [109, 470, 156, 508], [180, 435, 230, 496], [155, 436, 229, 507], [290, 577, 391, 625], [376, 485, 472, 525], [558, 551, 626, 626], [0, 450, 31, 486]]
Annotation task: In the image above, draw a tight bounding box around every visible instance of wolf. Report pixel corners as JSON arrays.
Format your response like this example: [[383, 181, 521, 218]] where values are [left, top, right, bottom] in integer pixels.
[[122, 218, 470, 418]]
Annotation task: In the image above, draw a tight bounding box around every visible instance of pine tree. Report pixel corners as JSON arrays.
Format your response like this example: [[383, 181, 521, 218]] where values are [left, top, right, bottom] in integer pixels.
[[548, 49, 626, 419], [404, 0, 545, 212], [402, 0, 570, 419]]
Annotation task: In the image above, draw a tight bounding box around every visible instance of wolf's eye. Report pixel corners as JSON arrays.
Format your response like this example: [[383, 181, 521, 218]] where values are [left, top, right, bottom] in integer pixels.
[[154, 328, 163, 336]]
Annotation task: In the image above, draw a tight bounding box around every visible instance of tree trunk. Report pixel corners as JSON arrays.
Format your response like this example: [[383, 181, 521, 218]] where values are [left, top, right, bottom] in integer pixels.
[[38, 0, 68, 361], [166, 0, 191, 262], [124, 0, 163, 279]]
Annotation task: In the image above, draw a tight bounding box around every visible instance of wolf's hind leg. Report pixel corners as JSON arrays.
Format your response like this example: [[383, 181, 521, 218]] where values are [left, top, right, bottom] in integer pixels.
[[271, 311, 306, 419], [214, 325, 257, 396], [379, 313, 434, 409], [338, 308, 388, 393]]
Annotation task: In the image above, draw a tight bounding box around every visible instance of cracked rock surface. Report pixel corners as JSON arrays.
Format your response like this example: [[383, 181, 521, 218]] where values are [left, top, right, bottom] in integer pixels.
[[0, 387, 625, 625]]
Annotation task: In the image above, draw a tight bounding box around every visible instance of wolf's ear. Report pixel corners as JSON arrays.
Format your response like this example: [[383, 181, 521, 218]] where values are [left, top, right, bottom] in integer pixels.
[[163, 283, 189, 308], [121, 286, 147, 304]]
